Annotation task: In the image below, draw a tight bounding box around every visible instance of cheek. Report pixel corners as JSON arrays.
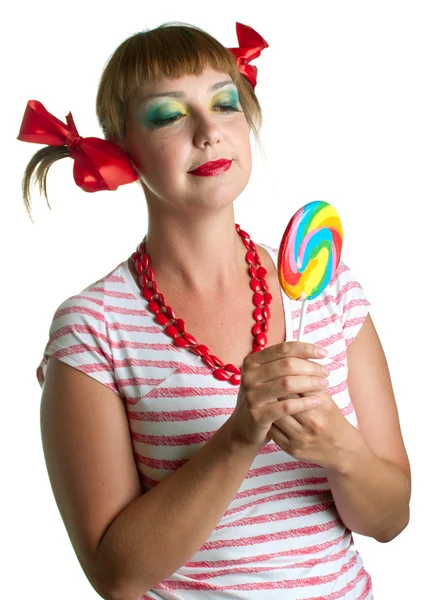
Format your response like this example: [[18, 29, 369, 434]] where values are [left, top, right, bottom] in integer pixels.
[[151, 143, 182, 172], [139, 140, 186, 186], [129, 135, 177, 171], [234, 124, 252, 162]]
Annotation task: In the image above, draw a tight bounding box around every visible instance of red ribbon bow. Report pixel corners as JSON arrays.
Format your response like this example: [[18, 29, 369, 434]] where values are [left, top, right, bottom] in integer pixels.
[[17, 100, 138, 193], [227, 22, 269, 89]]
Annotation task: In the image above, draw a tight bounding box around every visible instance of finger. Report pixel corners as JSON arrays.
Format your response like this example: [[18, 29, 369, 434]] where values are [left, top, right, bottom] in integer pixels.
[[264, 395, 321, 421], [272, 396, 319, 436], [291, 390, 330, 425], [247, 341, 328, 367], [265, 355, 330, 384], [271, 374, 329, 397], [272, 413, 303, 437], [269, 423, 290, 448]]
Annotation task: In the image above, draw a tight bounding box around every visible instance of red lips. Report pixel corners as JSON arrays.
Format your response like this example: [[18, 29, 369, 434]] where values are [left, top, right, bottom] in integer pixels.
[[188, 159, 232, 176]]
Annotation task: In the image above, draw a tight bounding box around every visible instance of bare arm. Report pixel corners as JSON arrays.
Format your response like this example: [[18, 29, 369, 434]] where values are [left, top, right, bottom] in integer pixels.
[[326, 314, 411, 542], [96, 414, 258, 599]]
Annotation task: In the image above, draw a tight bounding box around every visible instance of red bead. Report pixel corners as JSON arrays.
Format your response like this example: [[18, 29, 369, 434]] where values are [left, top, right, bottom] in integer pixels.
[[245, 251, 255, 265], [263, 305, 270, 319], [146, 268, 154, 281], [148, 300, 160, 314], [174, 336, 190, 348], [157, 293, 165, 306], [238, 228, 250, 239], [230, 373, 241, 385], [196, 344, 210, 357], [262, 320, 269, 333], [252, 322, 262, 336], [261, 279, 269, 292], [184, 333, 198, 345], [214, 368, 231, 381], [256, 332, 267, 346], [151, 282, 158, 294], [225, 363, 240, 374], [175, 318, 186, 334], [189, 346, 204, 356], [249, 278, 261, 292], [142, 287, 154, 301], [166, 306, 176, 319], [165, 325, 179, 338], [210, 355, 224, 367], [156, 313, 169, 325], [249, 265, 257, 278], [249, 240, 256, 251], [135, 260, 143, 275], [242, 239, 251, 251], [253, 292, 265, 306], [204, 355, 216, 369], [142, 254, 149, 268], [264, 292, 273, 305], [257, 266, 267, 278], [131, 252, 138, 262], [253, 306, 264, 322]]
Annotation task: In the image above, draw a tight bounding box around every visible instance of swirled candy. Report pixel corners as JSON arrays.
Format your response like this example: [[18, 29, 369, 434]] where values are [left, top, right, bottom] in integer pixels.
[[277, 201, 343, 301]]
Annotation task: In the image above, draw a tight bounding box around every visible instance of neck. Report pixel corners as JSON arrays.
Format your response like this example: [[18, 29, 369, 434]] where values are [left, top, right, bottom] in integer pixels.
[[142, 208, 250, 298]]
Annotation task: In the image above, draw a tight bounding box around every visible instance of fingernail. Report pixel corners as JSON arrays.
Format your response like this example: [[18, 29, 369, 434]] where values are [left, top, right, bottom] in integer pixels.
[[316, 347, 328, 357], [322, 366, 330, 376], [320, 378, 329, 387]]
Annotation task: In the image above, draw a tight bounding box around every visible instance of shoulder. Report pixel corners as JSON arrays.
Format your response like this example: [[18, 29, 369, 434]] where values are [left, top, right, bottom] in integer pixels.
[[36, 261, 125, 393], [51, 261, 125, 324], [325, 259, 371, 346]]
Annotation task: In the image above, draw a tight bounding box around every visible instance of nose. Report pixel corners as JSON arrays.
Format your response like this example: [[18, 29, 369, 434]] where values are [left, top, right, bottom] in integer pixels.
[[192, 110, 221, 148]]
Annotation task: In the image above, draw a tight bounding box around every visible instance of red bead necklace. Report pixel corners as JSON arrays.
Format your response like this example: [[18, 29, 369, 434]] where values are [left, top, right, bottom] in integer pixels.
[[130, 223, 273, 386]]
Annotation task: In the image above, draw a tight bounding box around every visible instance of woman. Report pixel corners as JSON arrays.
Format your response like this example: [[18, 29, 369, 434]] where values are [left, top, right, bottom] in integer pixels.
[[19, 21, 410, 600]]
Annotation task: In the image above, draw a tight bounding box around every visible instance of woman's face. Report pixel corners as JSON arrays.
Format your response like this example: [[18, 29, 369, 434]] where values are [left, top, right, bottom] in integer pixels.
[[124, 68, 252, 212]]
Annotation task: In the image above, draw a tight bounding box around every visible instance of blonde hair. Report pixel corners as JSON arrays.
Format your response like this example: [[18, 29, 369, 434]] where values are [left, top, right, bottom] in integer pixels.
[[21, 22, 264, 221]]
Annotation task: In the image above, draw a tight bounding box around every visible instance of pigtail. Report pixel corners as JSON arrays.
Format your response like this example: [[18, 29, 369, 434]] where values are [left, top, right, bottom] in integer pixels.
[[22, 146, 70, 222]]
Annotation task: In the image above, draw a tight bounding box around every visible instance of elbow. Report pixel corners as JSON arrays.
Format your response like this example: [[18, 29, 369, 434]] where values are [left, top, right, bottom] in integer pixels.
[[94, 539, 150, 600], [375, 509, 410, 544], [100, 582, 146, 600], [102, 571, 153, 600], [98, 575, 149, 600]]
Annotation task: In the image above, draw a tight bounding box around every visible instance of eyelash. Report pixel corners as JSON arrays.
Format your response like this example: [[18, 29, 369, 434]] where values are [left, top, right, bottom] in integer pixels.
[[151, 104, 241, 127]]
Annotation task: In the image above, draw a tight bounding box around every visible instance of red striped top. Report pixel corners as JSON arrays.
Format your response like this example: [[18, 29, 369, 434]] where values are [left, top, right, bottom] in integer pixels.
[[36, 241, 374, 599]]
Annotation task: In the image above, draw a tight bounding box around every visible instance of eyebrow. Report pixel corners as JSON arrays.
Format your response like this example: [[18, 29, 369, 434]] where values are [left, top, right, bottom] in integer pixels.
[[139, 80, 236, 105]]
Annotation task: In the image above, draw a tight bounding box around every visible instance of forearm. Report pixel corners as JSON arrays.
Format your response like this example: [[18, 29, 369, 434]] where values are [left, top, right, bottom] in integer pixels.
[[326, 425, 411, 543], [96, 415, 259, 600]]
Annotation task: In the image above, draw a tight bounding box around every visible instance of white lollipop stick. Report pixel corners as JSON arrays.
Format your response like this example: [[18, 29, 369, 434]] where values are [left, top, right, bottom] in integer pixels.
[[297, 293, 308, 341]]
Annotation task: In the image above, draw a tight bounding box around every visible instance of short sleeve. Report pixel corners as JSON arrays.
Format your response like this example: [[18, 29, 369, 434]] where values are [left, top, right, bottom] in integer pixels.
[[36, 291, 120, 396], [330, 260, 371, 348]]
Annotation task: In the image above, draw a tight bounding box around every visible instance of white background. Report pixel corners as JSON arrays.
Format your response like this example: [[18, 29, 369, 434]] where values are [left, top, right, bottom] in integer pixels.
[[3, 1, 423, 598]]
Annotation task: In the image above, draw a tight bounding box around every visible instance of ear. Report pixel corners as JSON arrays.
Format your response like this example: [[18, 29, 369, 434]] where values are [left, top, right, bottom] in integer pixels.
[[122, 149, 143, 178], [129, 157, 143, 177]]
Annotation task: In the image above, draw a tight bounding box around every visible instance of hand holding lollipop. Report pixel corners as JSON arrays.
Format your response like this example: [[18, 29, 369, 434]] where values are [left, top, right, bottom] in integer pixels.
[[268, 200, 346, 452], [277, 201, 344, 340]]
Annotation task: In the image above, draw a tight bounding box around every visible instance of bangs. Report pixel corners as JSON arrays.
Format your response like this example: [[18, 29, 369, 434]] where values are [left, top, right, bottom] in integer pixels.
[[109, 24, 242, 104]]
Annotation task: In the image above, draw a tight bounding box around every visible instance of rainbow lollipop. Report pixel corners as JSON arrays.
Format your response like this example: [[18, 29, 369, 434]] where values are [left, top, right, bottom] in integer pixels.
[[277, 201, 344, 340]]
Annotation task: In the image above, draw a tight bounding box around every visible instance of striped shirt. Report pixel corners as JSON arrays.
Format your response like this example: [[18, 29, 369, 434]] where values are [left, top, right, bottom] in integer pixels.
[[36, 241, 374, 599]]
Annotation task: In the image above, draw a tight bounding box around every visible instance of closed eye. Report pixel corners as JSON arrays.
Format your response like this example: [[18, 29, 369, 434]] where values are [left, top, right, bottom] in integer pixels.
[[152, 104, 242, 127], [214, 105, 241, 112]]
